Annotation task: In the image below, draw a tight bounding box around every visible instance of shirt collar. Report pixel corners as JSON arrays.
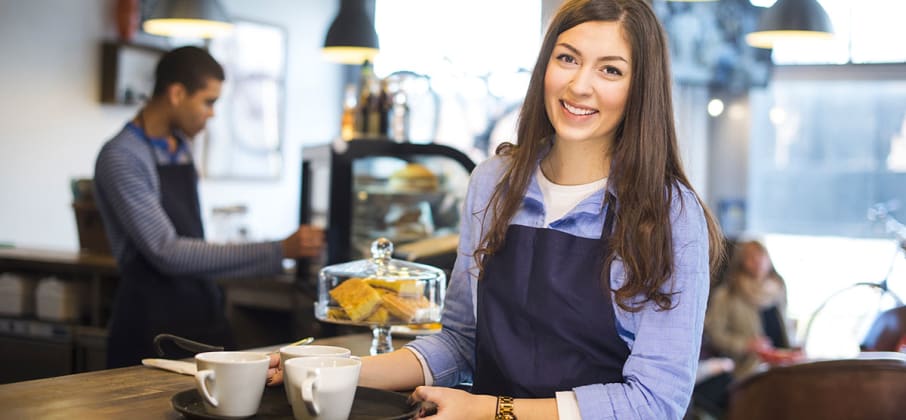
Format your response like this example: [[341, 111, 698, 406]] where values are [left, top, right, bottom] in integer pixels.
[[524, 168, 610, 225], [526, 142, 616, 212], [126, 122, 191, 164]]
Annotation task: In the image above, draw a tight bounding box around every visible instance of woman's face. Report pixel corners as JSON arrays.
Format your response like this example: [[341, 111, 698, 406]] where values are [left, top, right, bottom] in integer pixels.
[[544, 20, 632, 147], [742, 245, 771, 278]]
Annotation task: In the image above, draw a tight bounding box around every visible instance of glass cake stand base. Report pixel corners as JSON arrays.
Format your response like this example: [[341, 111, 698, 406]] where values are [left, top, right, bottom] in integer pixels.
[[371, 325, 394, 355]]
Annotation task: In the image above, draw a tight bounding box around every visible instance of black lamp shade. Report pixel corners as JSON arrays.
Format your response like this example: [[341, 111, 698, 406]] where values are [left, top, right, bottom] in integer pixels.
[[322, 0, 380, 64], [143, 0, 233, 39], [746, 0, 834, 49]]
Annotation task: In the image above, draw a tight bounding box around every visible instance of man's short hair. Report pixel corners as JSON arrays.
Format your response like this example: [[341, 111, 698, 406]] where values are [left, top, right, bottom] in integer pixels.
[[152, 46, 225, 97]]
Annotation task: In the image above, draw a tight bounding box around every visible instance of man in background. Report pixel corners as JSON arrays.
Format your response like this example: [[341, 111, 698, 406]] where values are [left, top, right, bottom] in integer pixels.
[[94, 46, 323, 368]]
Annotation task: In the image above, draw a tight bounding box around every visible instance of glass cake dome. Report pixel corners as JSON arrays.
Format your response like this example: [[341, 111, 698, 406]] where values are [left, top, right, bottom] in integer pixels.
[[316, 238, 445, 354]]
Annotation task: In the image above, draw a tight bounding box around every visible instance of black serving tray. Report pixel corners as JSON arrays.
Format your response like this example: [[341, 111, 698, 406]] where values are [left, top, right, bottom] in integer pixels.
[[171, 385, 419, 419]]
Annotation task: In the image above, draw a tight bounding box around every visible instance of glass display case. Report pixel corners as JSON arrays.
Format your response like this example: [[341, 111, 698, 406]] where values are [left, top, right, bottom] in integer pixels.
[[299, 139, 476, 282]]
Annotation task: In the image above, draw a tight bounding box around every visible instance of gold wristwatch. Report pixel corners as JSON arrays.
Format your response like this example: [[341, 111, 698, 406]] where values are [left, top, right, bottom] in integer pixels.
[[496, 395, 516, 420]]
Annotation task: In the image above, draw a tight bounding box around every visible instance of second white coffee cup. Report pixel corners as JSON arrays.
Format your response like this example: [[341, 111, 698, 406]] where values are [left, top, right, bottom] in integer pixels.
[[279, 345, 352, 370], [194, 351, 269, 418], [280, 345, 352, 403], [285, 356, 361, 420]]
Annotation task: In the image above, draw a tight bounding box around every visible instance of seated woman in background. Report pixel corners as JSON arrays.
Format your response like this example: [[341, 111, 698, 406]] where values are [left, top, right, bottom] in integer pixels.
[[704, 240, 797, 380]]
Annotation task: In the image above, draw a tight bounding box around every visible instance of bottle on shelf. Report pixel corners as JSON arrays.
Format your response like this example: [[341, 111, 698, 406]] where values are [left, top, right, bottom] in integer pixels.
[[355, 60, 376, 138], [378, 78, 392, 138], [387, 78, 409, 142], [365, 76, 383, 138], [340, 83, 357, 141]]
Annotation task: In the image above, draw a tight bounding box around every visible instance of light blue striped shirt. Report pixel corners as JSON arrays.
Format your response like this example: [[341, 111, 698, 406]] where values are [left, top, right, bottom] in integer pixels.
[[93, 125, 284, 279], [406, 154, 710, 420]]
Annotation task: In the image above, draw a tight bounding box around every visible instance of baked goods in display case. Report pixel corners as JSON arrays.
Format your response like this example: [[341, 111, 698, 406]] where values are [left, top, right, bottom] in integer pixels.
[[349, 162, 454, 261], [387, 163, 439, 192], [316, 238, 445, 354]]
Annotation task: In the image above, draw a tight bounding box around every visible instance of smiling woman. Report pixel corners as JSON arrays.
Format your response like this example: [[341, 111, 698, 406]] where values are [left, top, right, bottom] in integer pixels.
[[350, 1, 725, 419]]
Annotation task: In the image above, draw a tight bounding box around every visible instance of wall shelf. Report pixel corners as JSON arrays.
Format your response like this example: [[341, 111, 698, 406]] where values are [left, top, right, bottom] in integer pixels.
[[99, 41, 166, 105]]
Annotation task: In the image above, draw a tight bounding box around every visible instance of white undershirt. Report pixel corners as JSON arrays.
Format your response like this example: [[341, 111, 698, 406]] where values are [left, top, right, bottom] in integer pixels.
[[537, 166, 608, 226]]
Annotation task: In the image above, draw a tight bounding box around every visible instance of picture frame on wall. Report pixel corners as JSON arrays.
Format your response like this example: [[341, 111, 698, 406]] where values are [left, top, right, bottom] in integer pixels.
[[198, 19, 287, 180]]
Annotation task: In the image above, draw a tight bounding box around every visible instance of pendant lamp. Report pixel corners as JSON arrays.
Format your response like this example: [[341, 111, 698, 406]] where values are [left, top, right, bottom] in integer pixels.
[[143, 0, 233, 39], [746, 0, 833, 49], [322, 0, 380, 65]]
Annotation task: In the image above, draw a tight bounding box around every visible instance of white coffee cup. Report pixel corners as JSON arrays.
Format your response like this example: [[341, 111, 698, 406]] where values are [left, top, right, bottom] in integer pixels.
[[280, 345, 352, 402], [194, 351, 269, 418], [284, 356, 361, 420], [280, 345, 352, 370]]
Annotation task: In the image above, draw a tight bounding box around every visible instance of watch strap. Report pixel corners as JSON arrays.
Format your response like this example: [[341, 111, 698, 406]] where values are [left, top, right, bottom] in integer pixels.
[[496, 395, 516, 420]]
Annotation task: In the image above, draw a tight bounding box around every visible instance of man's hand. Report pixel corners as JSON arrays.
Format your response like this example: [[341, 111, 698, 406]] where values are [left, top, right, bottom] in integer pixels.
[[282, 225, 325, 258]]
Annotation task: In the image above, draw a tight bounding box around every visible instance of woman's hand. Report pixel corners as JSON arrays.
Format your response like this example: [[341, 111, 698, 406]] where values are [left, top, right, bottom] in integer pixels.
[[266, 352, 283, 386], [746, 335, 772, 353], [409, 386, 496, 419], [755, 347, 806, 365]]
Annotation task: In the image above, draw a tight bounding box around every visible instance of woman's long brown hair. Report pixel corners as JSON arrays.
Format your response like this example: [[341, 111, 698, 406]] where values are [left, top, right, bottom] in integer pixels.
[[474, 0, 724, 312]]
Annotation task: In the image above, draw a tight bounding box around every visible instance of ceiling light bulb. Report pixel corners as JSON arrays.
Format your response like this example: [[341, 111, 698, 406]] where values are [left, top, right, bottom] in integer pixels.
[[708, 99, 725, 117]]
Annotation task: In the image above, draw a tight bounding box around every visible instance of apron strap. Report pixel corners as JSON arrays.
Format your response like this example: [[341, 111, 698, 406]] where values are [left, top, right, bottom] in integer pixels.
[[600, 192, 616, 241]]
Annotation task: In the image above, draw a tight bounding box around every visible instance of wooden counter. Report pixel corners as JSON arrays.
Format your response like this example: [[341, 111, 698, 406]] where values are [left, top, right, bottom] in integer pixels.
[[0, 247, 319, 383], [0, 333, 412, 419], [0, 247, 118, 328], [0, 247, 120, 382], [0, 247, 117, 276]]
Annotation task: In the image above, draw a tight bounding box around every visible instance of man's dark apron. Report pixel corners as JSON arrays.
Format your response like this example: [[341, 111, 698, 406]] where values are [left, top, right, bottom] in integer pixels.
[[106, 127, 233, 368], [472, 195, 630, 397]]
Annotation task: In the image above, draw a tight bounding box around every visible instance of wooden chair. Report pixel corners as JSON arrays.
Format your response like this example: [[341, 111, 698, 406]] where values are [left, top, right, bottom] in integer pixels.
[[861, 305, 906, 351], [726, 357, 906, 420]]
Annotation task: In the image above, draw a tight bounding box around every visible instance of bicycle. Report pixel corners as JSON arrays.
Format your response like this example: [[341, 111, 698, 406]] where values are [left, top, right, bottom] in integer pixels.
[[799, 202, 905, 359]]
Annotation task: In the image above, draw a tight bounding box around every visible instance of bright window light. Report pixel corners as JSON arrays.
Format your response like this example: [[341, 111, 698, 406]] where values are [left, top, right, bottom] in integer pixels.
[[373, 0, 540, 155], [374, 0, 540, 79], [771, 0, 906, 64]]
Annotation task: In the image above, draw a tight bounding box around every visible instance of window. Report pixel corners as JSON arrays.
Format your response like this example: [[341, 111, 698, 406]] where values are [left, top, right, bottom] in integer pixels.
[[749, 73, 906, 237], [374, 0, 540, 159], [745, 0, 906, 352], [748, 66, 906, 353]]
